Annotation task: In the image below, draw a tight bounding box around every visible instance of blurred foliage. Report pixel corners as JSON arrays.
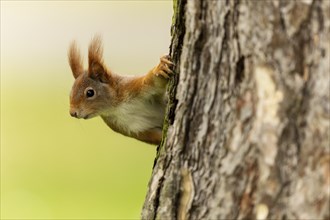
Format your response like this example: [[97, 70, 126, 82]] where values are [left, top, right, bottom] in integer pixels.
[[1, 86, 156, 219]]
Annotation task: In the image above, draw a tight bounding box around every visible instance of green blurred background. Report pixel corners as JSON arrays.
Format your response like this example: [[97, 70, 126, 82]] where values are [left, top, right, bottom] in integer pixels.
[[1, 1, 172, 219]]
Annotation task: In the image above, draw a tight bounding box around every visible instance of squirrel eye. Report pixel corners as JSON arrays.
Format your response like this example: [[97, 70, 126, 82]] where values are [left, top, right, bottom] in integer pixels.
[[85, 88, 95, 98]]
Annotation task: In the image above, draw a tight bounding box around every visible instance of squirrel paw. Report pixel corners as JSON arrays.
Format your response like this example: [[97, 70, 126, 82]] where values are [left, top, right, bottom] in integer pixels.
[[154, 55, 174, 79]]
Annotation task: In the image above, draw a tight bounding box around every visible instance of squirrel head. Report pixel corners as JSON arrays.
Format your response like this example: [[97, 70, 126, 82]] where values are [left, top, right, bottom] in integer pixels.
[[68, 36, 116, 119]]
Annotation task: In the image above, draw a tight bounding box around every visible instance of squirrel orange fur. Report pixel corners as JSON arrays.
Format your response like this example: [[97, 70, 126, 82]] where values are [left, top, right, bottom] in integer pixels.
[[68, 36, 174, 145]]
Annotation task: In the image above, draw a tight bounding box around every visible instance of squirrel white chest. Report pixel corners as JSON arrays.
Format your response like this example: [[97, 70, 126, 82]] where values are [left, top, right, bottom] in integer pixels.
[[101, 97, 165, 135]]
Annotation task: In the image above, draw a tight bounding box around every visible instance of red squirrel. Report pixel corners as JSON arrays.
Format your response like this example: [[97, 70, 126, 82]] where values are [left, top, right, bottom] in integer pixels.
[[68, 36, 174, 145]]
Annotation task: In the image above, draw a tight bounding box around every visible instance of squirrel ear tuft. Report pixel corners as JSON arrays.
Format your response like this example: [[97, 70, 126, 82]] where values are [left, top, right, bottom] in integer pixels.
[[88, 35, 109, 83], [88, 35, 103, 68], [68, 41, 84, 79]]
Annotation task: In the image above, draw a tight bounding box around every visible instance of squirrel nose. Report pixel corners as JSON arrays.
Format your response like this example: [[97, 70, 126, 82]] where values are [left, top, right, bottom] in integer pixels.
[[70, 111, 78, 118]]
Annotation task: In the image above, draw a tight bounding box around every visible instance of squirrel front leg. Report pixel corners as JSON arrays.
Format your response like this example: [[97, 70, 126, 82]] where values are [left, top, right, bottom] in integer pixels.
[[122, 55, 174, 97], [143, 55, 174, 86]]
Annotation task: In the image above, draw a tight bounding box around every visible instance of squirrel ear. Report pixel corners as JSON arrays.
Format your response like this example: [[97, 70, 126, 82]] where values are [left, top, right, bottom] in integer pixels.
[[68, 41, 83, 79], [88, 35, 110, 83], [89, 62, 110, 83]]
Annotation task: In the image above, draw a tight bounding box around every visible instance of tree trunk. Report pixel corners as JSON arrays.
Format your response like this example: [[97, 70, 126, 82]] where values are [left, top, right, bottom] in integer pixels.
[[142, 0, 330, 219]]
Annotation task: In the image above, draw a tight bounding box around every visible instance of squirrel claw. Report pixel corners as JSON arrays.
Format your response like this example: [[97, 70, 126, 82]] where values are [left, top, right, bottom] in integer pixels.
[[158, 70, 170, 79], [160, 55, 174, 66], [154, 55, 174, 79]]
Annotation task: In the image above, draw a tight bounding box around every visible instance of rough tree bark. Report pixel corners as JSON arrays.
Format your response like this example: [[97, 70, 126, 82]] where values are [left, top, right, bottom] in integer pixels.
[[142, 0, 330, 219]]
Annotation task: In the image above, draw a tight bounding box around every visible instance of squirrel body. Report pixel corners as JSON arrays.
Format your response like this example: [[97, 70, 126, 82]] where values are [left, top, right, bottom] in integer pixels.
[[68, 37, 173, 145]]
